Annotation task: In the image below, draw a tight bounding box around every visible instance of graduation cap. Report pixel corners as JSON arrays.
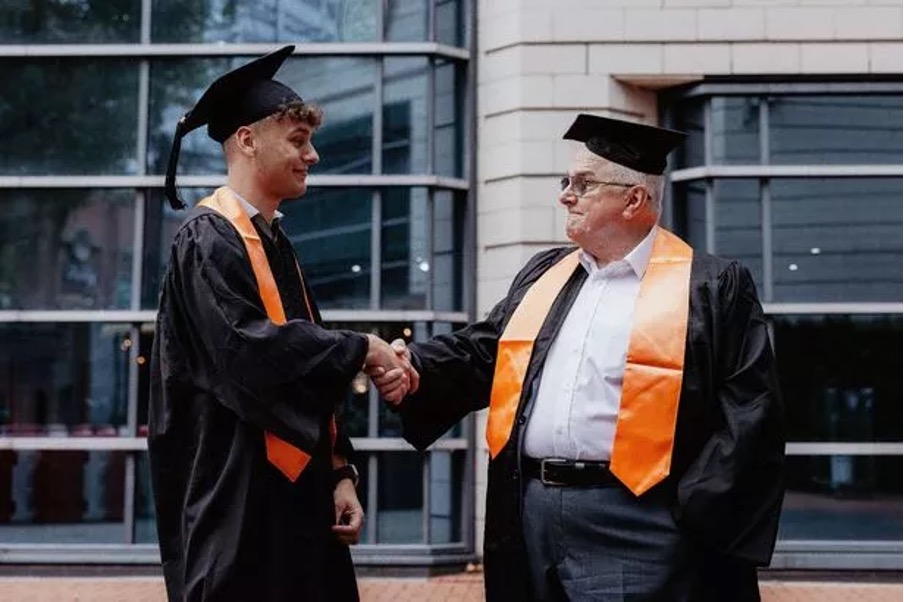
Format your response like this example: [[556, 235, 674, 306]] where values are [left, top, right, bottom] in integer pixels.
[[563, 113, 686, 175], [165, 45, 302, 210]]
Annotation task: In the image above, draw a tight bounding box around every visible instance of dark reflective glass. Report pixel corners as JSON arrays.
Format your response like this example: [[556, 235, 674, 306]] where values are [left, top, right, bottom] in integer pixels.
[[779, 455, 901, 541], [434, 60, 465, 178], [377, 452, 423, 543], [148, 57, 375, 176], [769, 95, 902, 165], [672, 180, 706, 250], [282, 188, 372, 309], [671, 97, 704, 168], [0, 59, 138, 175], [429, 451, 464, 543], [436, 0, 465, 47], [141, 189, 200, 309], [0, 323, 131, 431], [773, 314, 902, 444], [385, 0, 428, 41], [0, 450, 127, 542], [714, 179, 763, 295], [710, 97, 761, 165], [383, 58, 430, 175], [0, 1, 140, 43], [771, 178, 902, 302], [432, 191, 465, 312], [382, 188, 430, 310], [0, 189, 134, 310], [151, 0, 376, 43], [135, 452, 157, 544]]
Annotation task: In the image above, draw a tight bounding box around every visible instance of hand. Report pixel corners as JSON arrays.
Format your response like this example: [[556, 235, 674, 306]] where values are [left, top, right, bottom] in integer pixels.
[[364, 334, 417, 404], [389, 338, 419, 399], [332, 479, 364, 546]]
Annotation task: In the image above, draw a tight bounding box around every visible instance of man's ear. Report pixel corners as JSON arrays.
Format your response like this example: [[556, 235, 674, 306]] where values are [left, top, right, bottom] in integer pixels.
[[622, 185, 648, 218], [234, 125, 256, 156]]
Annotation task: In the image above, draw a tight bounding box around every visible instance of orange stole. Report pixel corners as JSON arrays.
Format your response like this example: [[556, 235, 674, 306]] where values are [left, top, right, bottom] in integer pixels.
[[485, 229, 692, 497], [199, 187, 337, 482]]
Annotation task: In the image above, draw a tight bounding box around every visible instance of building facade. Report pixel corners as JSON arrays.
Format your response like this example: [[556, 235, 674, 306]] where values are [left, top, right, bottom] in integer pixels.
[[0, 0, 900, 572]]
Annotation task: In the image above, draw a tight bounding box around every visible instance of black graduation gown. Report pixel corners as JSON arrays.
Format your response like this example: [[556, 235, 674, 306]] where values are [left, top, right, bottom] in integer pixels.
[[399, 246, 785, 602], [148, 206, 368, 602]]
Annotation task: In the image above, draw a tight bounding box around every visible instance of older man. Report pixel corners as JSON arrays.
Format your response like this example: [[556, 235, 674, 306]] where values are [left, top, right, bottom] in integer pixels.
[[378, 114, 785, 601]]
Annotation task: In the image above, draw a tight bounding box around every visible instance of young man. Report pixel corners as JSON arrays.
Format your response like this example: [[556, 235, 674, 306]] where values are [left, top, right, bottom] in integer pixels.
[[379, 115, 785, 601], [149, 46, 413, 602]]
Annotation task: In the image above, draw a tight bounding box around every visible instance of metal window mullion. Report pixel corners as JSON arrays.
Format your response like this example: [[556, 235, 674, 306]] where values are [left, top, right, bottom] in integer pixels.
[[761, 179, 774, 302], [371, 192, 382, 310], [670, 164, 902, 181], [426, 189, 435, 309], [703, 99, 713, 166], [428, 0, 437, 43], [704, 180, 715, 254], [422, 453, 431, 544], [376, 0, 385, 43], [426, 56, 436, 175], [367, 454, 378, 544], [0, 174, 470, 190], [123, 323, 141, 544]]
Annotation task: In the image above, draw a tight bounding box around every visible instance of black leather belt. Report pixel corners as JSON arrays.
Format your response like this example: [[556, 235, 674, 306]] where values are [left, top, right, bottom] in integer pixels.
[[522, 457, 619, 487]]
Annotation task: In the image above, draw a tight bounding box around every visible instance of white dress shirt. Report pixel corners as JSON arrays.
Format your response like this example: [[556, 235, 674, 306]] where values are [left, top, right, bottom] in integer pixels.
[[522, 226, 658, 461], [229, 187, 284, 241]]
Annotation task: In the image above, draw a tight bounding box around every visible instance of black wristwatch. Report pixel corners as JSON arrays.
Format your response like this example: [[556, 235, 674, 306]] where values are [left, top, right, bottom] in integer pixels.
[[332, 464, 359, 489]]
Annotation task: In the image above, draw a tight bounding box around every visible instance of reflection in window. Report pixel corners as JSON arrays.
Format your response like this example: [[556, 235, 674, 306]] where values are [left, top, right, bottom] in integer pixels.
[[382, 188, 429, 310], [710, 97, 761, 165], [0, 1, 140, 44], [429, 451, 464, 543], [384, 58, 429, 175], [714, 179, 763, 294], [0, 323, 131, 432], [0, 190, 135, 310], [141, 190, 203, 309], [283, 189, 371, 309], [377, 452, 423, 543], [672, 180, 706, 250], [672, 97, 704, 168], [432, 191, 465, 312], [0, 59, 138, 176], [385, 0, 428, 42], [773, 314, 902, 444], [436, 0, 465, 47], [771, 178, 902, 302], [434, 60, 465, 178], [779, 455, 901, 541], [151, 0, 377, 43], [0, 450, 127, 543], [769, 95, 902, 165]]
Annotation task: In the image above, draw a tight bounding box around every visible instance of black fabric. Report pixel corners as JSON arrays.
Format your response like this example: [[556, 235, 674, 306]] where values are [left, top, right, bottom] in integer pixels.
[[149, 205, 367, 602], [562, 113, 686, 175], [398, 244, 785, 602]]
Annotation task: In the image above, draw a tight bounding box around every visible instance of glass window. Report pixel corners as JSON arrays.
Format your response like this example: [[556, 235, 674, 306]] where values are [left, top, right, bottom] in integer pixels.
[[435, 0, 465, 47], [434, 60, 465, 178], [0, 1, 140, 44], [377, 452, 423, 543], [672, 97, 704, 168], [672, 180, 707, 251], [779, 455, 901, 541], [431, 191, 465, 312], [714, 179, 763, 295], [0, 450, 127, 543], [383, 58, 430, 175], [382, 188, 430, 310], [0, 323, 132, 432], [769, 95, 902, 165], [429, 451, 464, 543], [385, 0, 428, 42], [0, 189, 135, 310], [710, 97, 761, 165], [0, 59, 138, 176], [773, 314, 902, 444], [771, 178, 902, 302], [282, 188, 372, 309], [151, 0, 377, 43], [135, 452, 156, 544], [141, 189, 199, 310]]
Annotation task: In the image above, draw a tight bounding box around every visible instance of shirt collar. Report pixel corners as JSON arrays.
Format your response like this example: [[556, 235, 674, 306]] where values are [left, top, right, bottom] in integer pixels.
[[579, 225, 658, 279], [228, 187, 284, 225]]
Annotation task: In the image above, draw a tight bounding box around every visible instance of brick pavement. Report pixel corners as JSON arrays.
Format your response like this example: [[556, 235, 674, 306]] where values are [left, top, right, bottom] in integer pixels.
[[0, 573, 900, 601]]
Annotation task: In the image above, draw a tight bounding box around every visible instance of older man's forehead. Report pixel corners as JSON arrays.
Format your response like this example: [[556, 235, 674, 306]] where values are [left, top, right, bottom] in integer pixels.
[[570, 147, 612, 174]]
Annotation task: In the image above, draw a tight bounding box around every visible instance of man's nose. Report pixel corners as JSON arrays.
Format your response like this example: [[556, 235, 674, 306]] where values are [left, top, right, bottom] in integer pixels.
[[305, 144, 320, 165]]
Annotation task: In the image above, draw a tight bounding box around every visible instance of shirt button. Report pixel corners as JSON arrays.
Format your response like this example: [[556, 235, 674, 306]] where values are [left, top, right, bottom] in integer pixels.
[[517, 415, 526, 425]]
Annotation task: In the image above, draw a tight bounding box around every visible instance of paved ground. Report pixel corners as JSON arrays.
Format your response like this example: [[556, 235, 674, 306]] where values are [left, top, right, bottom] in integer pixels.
[[0, 573, 899, 601]]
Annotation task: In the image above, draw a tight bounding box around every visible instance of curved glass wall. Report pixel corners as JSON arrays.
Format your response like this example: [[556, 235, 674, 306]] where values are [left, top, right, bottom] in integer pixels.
[[0, 0, 474, 566]]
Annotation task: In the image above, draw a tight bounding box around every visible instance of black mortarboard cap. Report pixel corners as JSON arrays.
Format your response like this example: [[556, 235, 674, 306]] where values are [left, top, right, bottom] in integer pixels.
[[562, 113, 686, 175], [165, 45, 301, 209]]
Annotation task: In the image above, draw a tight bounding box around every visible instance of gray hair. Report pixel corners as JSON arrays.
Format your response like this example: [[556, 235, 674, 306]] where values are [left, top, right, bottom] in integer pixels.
[[606, 162, 664, 214]]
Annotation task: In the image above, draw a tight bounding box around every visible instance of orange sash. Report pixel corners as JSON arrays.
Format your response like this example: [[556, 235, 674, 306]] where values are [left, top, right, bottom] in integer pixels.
[[199, 187, 337, 482], [486, 229, 693, 496]]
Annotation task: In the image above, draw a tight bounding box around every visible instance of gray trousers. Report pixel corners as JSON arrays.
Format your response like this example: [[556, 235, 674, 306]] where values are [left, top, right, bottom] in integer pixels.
[[521, 478, 700, 601]]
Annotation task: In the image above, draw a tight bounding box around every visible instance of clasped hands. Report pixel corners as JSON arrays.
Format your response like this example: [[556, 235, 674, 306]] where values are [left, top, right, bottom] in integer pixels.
[[364, 335, 418, 405]]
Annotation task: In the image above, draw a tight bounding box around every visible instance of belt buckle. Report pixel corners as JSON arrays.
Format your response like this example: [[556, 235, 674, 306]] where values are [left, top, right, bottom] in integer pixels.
[[539, 458, 568, 486]]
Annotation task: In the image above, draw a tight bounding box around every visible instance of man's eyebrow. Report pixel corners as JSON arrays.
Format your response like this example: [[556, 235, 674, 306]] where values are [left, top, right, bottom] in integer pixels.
[[569, 169, 595, 177]]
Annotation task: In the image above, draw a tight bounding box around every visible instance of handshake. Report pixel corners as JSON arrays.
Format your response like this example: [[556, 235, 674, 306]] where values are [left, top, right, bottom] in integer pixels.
[[363, 335, 419, 405]]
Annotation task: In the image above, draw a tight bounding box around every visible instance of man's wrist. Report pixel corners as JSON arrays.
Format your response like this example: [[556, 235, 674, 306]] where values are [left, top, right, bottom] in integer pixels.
[[332, 463, 359, 489]]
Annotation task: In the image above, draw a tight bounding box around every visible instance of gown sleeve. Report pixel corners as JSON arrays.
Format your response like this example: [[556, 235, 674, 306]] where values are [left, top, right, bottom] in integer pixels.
[[159, 213, 368, 451], [398, 248, 569, 451], [676, 261, 786, 565]]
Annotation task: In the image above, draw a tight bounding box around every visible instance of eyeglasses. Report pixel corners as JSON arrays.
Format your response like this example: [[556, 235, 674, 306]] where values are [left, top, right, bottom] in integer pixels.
[[559, 175, 637, 197]]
